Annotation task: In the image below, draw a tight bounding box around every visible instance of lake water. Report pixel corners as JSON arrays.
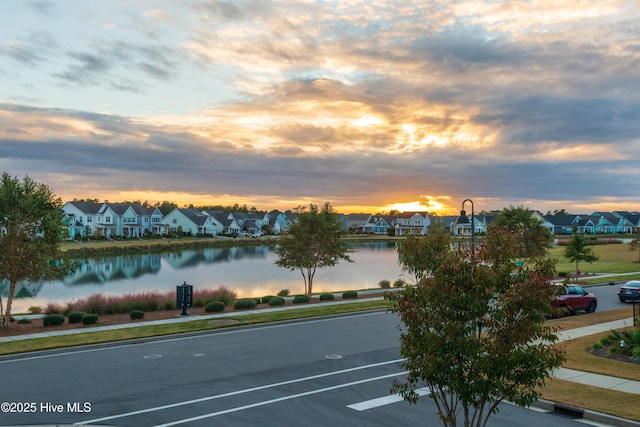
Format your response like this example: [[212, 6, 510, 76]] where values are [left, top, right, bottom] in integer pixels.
[[5, 241, 405, 313]]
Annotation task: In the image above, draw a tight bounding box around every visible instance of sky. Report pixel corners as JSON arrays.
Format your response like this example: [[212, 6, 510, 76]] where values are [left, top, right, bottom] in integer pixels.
[[1, 0, 639, 215]]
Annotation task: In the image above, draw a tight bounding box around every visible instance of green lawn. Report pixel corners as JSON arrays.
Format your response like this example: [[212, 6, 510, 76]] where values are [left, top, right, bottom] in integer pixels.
[[549, 243, 640, 275]]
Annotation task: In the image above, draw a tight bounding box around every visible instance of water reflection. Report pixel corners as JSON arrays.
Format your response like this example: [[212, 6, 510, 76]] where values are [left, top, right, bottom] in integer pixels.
[[5, 242, 403, 312]]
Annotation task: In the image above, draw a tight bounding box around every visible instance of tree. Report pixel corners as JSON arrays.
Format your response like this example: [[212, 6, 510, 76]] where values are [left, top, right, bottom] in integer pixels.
[[629, 230, 640, 263], [0, 173, 68, 327], [275, 202, 353, 297], [491, 206, 553, 263], [563, 234, 598, 275], [397, 222, 451, 283], [387, 224, 564, 427]]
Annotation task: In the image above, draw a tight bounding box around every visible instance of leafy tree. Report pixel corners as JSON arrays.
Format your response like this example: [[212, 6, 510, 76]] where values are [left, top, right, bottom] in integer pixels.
[[397, 222, 451, 283], [629, 230, 640, 263], [563, 233, 598, 275], [0, 173, 68, 327], [491, 206, 553, 263], [387, 226, 564, 427], [275, 202, 353, 297]]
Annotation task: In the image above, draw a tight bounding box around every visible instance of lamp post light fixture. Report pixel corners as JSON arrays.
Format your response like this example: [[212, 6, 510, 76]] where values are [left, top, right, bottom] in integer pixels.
[[460, 199, 475, 261]]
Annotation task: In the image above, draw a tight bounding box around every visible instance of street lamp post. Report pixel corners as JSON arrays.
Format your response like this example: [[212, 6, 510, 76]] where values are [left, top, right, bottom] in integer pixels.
[[461, 199, 475, 262]]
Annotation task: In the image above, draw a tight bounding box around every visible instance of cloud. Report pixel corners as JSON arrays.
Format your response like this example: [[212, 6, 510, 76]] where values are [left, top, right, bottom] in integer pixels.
[[1, 1, 640, 214]]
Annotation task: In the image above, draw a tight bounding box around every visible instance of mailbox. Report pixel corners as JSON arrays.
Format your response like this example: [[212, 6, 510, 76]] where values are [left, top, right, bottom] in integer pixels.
[[176, 281, 193, 316]]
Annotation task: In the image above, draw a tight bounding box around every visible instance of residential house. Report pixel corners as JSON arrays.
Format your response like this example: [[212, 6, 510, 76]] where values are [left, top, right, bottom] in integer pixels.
[[361, 215, 395, 235], [343, 214, 372, 232], [61, 201, 103, 239], [393, 212, 430, 236], [541, 214, 596, 234], [591, 212, 632, 234], [228, 211, 270, 234], [164, 208, 219, 236], [270, 211, 296, 234], [202, 210, 239, 235]]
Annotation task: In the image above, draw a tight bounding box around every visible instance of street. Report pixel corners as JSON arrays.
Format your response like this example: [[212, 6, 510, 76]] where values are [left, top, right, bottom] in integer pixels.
[[0, 307, 623, 427]]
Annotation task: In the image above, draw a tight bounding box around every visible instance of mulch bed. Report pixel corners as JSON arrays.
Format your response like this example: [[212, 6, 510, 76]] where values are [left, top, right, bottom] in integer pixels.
[[0, 293, 387, 338]]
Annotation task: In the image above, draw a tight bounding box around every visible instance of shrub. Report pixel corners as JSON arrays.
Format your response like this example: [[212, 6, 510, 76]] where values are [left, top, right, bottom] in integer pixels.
[[44, 303, 63, 315], [378, 279, 391, 289], [68, 311, 87, 324], [28, 306, 42, 314], [130, 310, 145, 320], [268, 297, 285, 306], [82, 313, 99, 325], [205, 301, 226, 313], [233, 298, 257, 310], [261, 295, 276, 304], [393, 279, 406, 288], [277, 289, 290, 297], [319, 293, 335, 301], [293, 295, 310, 304], [193, 286, 237, 308], [342, 291, 358, 299], [43, 314, 65, 326], [17, 318, 32, 324]]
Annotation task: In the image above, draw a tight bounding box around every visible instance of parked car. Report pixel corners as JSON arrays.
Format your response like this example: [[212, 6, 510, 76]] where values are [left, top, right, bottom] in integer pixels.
[[551, 284, 597, 315], [618, 280, 640, 302]]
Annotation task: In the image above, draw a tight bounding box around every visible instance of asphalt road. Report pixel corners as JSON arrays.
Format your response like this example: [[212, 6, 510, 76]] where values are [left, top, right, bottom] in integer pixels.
[[0, 310, 618, 427]]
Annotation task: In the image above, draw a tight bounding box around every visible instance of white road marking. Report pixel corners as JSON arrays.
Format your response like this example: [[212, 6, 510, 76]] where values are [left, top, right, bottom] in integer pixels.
[[347, 387, 431, 411], [75, 358, 405, 425], [153, 372, 406, 426]]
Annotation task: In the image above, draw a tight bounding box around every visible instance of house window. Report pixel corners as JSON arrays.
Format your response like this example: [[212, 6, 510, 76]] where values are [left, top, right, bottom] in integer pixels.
[[144, 217, 149, 223], [86, 217, 92, 223], [105, 216, 112, 223], [173, 219, 177, 224]]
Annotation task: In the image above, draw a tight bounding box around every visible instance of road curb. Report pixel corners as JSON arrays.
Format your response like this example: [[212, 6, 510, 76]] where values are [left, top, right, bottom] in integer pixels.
[[534, 399, 640, 427]]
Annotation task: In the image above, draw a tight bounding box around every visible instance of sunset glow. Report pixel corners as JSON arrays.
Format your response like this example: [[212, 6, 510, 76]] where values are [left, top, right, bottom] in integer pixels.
[[1, 0, 639, 215]]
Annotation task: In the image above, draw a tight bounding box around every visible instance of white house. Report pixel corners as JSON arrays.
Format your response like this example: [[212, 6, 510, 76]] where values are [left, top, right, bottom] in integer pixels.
[[164, 208, 219, 236]]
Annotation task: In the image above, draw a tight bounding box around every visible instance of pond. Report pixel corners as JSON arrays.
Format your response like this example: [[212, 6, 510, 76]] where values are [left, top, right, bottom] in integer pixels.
[[4, 241, 406, 313]]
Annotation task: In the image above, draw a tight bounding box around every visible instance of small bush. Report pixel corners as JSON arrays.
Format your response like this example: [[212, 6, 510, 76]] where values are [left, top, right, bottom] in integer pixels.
[[130, 310, 145, 320], [205, 301, 226, 313], [277, 289, 290, 297], [17, 318, 32, 324], [268, 297, 285, 306], [68, 311, 87, 324], [28, 306, 42, 314], [393, 279, 406, 288], [293, 295, 310, 304], [261, 295, 276, 304], [319, 293, 335, 301], [234, 298, 258, 310], [82, 313, 99, 325], [378, 279, 391, 289], [43, 314, 65, 326], [44, 303, 64, 315], [342, 291, 358, 299]]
